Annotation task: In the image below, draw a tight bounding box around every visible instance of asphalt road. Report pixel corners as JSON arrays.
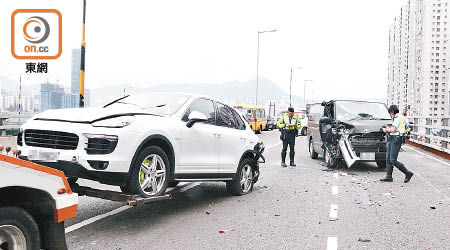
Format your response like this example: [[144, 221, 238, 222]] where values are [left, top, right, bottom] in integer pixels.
[[65, 130, 450, 250]]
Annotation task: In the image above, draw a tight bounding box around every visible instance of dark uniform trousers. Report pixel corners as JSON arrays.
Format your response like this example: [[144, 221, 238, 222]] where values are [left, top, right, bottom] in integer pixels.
[[281, 130, 296, 162], [385, 136, 409, 178]]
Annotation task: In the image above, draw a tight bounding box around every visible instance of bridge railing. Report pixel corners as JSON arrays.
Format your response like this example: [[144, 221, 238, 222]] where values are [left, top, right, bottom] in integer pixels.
[[408, 116, 450, 154], [0, 113, 34, 134]]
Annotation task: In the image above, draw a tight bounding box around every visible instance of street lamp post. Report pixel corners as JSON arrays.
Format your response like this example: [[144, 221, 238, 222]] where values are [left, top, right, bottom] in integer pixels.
[[255, 29, 276, 106], [289, 67, 302, 107], [304, 80, 314, 109]]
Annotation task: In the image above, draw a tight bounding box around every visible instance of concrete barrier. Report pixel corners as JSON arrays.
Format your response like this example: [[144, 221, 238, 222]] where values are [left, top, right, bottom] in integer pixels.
[[0, 136, 17, 149]]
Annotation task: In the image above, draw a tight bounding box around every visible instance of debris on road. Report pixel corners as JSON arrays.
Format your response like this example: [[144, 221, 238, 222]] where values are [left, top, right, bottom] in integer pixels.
[[358, 238, 371, 243], [274, 214, 281, 217], [430, 206, 437, 209], [219, 229, 235, 234], [206, 211, 210, 215]]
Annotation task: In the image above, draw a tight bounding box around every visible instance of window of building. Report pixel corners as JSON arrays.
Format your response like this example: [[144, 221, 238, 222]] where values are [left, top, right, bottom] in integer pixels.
[[436, 59, 440, 62], [438, 22, 441, 25], [437, 28, 441, 32], [438, 16, 441, 20], [437, 53, 440, 56]]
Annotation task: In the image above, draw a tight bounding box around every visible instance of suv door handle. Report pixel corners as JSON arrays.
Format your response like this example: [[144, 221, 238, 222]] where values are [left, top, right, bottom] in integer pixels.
[[214, 133, 221, 138]]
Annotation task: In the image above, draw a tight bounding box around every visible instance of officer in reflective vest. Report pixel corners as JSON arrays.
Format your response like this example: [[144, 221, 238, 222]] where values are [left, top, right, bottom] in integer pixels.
[[277, 107, 302, 167], [380, 105, 414, 183]]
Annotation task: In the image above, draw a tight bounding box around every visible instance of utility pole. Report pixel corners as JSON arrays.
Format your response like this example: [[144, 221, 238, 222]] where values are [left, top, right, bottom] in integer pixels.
[[255, 29, 276, 106], [289, 67, 302, 107], [79, 0, 86, 107]]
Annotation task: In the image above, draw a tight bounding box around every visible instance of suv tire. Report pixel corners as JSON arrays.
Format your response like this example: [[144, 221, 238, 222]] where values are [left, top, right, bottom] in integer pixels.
[[0, 206, 40, 250], [226, 158, 254, 196], [127, 146, 169, 198], [309, 139, 318, 159]]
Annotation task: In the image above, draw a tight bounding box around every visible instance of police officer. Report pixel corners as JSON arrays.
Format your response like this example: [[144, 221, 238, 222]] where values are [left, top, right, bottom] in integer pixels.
[[380, 105, 414, 183], [277, 107, 302, 167]]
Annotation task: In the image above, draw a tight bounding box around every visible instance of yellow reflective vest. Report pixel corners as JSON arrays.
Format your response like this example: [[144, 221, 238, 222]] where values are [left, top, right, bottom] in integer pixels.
[[277, 113, 302, 131]]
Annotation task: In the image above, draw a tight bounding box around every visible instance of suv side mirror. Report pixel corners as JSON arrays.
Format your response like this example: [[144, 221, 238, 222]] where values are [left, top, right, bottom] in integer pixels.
[[319, 117, 332, 124], [186, 111, 208, 128]]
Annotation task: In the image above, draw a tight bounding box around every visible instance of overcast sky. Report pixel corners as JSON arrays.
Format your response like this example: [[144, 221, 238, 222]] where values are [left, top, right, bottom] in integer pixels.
[[0, 0, 406, 100]]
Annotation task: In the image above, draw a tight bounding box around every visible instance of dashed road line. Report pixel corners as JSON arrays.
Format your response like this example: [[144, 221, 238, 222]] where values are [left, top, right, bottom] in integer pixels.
[[327, 237, 337, 250], [65, 205, 130, 233], [332, 186, 338, 195], [329, 204, 338, 219]]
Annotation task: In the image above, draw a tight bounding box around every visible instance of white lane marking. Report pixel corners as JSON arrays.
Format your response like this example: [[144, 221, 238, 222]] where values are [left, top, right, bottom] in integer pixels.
[[329, 204, 338, 219], [265, 142, 282, 151], [332, 186, 339, 195], [66, 185, 185, 234], [404, 145, 450, 167], [327, 237, 338, 250], [332, 173, 339, 179], [65, 205, 130, 233]]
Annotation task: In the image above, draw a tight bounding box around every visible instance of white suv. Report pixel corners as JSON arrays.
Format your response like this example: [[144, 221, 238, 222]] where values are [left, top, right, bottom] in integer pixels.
[[18, 93, 265, 197]]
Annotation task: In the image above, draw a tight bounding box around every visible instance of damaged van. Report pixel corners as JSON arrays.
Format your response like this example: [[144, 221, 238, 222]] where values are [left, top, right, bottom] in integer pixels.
[[307, 100, 391, 169]]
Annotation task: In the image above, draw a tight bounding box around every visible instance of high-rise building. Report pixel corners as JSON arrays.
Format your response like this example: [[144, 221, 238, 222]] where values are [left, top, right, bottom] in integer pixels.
[[388, 0, 450, 123], [70, 48, 91, 108], [40, 83, 64, 111]]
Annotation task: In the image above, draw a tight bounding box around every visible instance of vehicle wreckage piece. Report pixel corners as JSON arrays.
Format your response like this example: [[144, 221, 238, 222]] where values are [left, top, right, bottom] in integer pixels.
[[339, 135, 360, 167]]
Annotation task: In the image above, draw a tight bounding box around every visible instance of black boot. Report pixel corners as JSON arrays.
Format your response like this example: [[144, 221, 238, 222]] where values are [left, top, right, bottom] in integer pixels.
[[380, 164, 393, 182], [289, 151, 296, 166], [404, 172, 414, 183], [281, 152, 287, 167]]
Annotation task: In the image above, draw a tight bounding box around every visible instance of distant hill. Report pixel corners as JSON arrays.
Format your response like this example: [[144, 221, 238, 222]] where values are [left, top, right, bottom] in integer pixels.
[[90, 78, 304, 108]]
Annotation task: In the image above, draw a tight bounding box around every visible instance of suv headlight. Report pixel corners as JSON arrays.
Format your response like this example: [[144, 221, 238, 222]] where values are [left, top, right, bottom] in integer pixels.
[[91, 116, 136, 128]]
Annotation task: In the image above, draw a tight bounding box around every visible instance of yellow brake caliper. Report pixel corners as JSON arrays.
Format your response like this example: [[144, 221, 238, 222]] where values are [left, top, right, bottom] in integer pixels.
[[140, 159, 150, 184]]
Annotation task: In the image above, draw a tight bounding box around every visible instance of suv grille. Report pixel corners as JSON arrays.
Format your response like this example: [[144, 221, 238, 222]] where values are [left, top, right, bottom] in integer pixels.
[[24, 129, 79, 150]]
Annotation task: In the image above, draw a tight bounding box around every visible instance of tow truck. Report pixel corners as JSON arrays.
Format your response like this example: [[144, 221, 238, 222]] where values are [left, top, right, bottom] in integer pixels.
[[0, 149, 172, 250], [0, 152, 77, 250]]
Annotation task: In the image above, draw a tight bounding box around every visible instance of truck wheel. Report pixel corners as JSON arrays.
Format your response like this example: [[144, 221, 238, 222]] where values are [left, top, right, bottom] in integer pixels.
[[309, 139, 318, 159], [127, 146, 169, 198], [0, 206, 40, 250], [324, 148, 338, 169], [226, 159, 254, 196], [376, 161, 386, 169], [255, 127, 261, 134]]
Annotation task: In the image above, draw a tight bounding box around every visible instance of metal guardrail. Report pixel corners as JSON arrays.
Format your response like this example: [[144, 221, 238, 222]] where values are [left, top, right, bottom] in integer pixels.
[[0, 113, 34, 132], [408, 116, 450, 154]]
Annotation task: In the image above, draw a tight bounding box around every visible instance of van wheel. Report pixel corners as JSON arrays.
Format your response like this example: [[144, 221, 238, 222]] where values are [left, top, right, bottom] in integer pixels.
[[309, 139, 318, 159], [0, 207, 40, 250], [376, 161, 386, 169], [324, 148, 338, 169], [255, 128, 261, 134], [226, 159, 254, 196], [127, 146, 169, 198]]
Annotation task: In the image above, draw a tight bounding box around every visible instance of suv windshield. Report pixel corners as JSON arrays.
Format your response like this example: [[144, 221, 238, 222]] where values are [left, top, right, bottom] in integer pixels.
[[335, 101, 391, 121], [108, 93, 191, 115]]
